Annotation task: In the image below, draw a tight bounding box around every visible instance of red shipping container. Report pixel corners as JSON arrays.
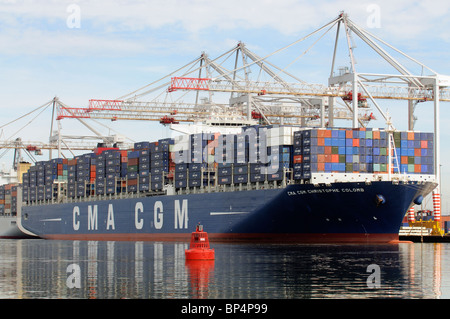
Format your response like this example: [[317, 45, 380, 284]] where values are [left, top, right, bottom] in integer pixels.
[[293, 155, 303, 163], [128, 158, 138, 166], [421, 140, 428, 148], [317, 129, 326, 138], [317, 138, 325, 146], [407, 132, 414, 140], [128, 179, 138, 186], [414, 149, 421, 157], [331, 154, 339, 163], [317, 154, 325, 163], [324, 146, 332, 155], [353, 139, 360, 147], [317, 163, 325, 171]]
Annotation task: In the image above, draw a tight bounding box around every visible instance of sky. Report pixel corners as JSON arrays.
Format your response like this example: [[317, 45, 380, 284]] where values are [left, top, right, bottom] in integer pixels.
[[1, 0, 450, 211]]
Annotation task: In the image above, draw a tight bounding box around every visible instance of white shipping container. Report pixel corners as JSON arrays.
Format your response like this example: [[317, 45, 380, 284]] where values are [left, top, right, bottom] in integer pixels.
[[266, 135, 293, 146], [172, 135, 190, 151], [267, 127, 293, 138]]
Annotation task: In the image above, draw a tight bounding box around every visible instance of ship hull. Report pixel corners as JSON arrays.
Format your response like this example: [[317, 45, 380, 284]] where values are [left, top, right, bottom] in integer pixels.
[[20, 181, 435, 243], [0, 216, 34, 239]]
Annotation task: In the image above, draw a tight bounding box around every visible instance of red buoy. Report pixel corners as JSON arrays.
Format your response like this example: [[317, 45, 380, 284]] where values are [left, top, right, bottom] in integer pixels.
[[185, 225, 215, 260]]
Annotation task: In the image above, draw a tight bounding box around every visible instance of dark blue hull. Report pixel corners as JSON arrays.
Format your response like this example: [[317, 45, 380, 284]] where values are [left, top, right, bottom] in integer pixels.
[[20, 181, 435, 243]]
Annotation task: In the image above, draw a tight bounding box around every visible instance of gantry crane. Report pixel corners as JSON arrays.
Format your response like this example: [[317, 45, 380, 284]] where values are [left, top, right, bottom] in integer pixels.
[[53, 13, 447, 190], [52, 13, 450, 221]]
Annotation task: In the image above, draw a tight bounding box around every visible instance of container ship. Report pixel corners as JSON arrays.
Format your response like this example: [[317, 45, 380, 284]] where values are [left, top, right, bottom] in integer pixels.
[[15, 125, 436, 243], [9, 12, 446, 243]]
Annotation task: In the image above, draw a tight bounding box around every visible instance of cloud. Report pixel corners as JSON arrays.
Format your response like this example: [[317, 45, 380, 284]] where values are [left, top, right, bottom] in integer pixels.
[[1, 0, 449, 60]]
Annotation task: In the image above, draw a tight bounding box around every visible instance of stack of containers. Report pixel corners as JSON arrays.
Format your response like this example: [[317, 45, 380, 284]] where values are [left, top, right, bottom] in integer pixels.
[[292, 130, 305, 180], [174, 162, 188, 188], [0, 185, 4, 214], [22, 173, 29, 203], [36, 161, 45, 201], [104, 151, 116, 195], [18, 126, 436, 200], [216, 133, 234, 185], [233, 132, 248, 184], [149, 142, 163, 191], [95, 153, 106, 195], [345, 128, 369, 173], [246, 126, 267, 183], [127, 150, 140, 193], [4, 184, 12, 214], [67, 158, 77, 198], [138, 147, 150, 192], [133, 141, 151, 192], [21, 158, 68, 202], [217, 162, 232, 185], [397, 131, 434, 174], [149, 138, 174, 191], [293, 127, 434, 178], [76, 154, 92, 197], [266, 127, 294, 182], [11, 185, 17, 215], [120, 150, 128, 191], [59, 159, 68, 181], [357, 129, 372, 173], [191, 134, 214, 187], [89, 157, 96, 196], [44, 159, 57, 199], [369, 129, 384, 173], [28, 166, 37, 201], [173, 133, 215, 187], [191, 133, 208, 164], [152, 139, 168, 190], [173, 135, 190, 189], [188, 163, 208, 187], [103, 150, 127, 195]]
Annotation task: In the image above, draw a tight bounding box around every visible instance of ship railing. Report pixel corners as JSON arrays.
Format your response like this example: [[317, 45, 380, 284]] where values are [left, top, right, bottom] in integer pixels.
[[309, 172, 436, 185], [22, 164, 299, 205], [23, 167, 436, 206]]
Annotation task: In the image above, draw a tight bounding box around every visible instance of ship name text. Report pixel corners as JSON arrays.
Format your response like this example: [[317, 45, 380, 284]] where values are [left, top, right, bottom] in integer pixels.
[[287, 187, 364, 196]]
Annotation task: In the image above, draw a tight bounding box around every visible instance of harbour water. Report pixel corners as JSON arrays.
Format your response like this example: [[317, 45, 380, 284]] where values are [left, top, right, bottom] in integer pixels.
[[0, 239, 448, 299]]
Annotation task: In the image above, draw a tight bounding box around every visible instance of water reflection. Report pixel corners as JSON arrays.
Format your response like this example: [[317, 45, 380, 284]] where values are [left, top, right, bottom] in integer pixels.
[[0, 239, 448, 299]]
